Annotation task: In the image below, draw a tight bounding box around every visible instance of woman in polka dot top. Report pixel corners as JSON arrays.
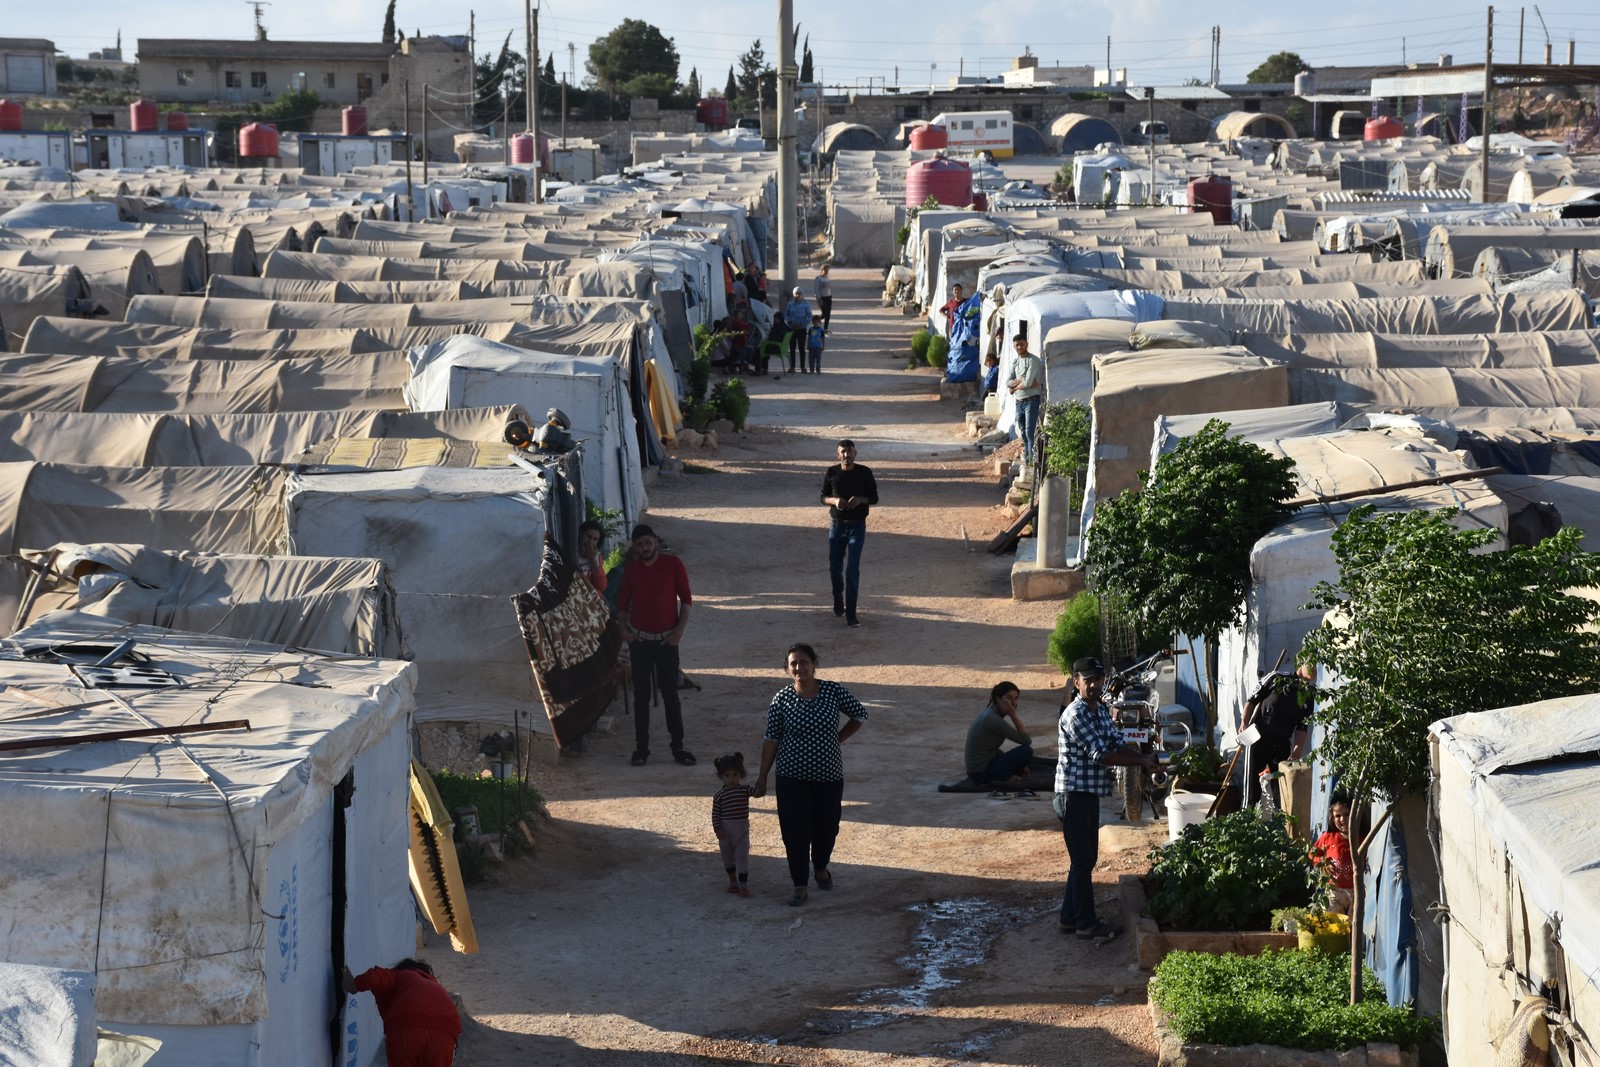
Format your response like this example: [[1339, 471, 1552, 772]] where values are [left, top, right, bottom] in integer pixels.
[[752, 642, 868, 906]]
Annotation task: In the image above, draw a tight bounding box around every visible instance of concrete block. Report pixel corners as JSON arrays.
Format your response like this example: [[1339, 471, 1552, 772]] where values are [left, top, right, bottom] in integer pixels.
[[1009, 538, 1087, 601]]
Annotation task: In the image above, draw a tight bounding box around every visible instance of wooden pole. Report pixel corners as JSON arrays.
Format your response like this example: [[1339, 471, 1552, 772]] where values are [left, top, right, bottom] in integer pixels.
[[1481, 6, 1494, 203], [0, 719, 252, 753], [404, 81, 415, 221]]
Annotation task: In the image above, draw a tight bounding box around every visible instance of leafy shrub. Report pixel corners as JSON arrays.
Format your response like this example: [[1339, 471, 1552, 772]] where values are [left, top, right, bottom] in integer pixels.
[[1042, 400, 1091, 481], [603, 543, 629, 572], [925, 334, 950, 370], [909, 328, 932, 361], [682, 400, 717, 431], [584, 499, 625, 541], [430, 769, 544, 856], [1152, 950, 1435, 1051], [710, 378, 750, 431], [1167, 744, 1227, 782], [895, 224, 911, 248], [1047, 591, 1101, 675], [1145, 811, 1316, 930]]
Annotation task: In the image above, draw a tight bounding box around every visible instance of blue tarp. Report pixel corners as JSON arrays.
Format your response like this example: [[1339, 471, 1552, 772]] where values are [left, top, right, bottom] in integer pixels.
[[946, 291, 983, 382]]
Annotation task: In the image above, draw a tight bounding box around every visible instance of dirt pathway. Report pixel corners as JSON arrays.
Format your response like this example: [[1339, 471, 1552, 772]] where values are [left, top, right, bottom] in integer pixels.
[[431, 269, 1164, 1066]]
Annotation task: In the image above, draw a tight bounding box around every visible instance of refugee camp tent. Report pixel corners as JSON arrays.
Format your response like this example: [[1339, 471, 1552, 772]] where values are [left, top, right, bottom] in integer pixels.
[[1051, 114, 1122, 154], [0, 612, 416, 1066], [826, 199, 898, 267], [1431, 698, 1600, 1066]]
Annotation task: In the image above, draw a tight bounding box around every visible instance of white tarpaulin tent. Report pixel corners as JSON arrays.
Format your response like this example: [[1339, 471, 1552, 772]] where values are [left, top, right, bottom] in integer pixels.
[[1431, 699, 1600, 1067], [284, 465, 552, 726], [0, 612, 416, 1066], [405, 335, 647, 522]]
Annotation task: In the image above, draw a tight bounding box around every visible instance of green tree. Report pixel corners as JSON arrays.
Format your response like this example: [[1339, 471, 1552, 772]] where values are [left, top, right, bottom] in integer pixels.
[[382, 0, 397, 45], [619, 71, 678, 104], [800, 35, 814, 83], [685, 66, 700, 100], [736, 39, 767, 104], [1084, 419, 1299, 645], [475, 32, 525, 126], [257, 88, 321, 132], [587, 19, 679, 98], [1299, 506, 1600, 1002], [723, 66, 738, 102], [1247, 50, 1309, 84]]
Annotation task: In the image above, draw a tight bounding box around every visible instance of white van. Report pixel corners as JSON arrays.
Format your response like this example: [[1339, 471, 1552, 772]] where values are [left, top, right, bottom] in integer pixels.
[[931, 110, 1014, 158]]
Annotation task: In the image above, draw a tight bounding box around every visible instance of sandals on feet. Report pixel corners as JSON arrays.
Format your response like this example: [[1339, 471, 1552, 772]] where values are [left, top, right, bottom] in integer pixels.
[[787, 888, 809, 906], [1076, 921, 1122, 945], [987, 790, 1012, 800], [673, 749, 697, 766]]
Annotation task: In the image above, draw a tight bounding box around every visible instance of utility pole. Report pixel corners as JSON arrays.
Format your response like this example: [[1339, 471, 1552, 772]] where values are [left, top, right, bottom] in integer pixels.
[[1517, 7, 1524, 62], [561, 76, 568, 146], [777, 0, 799, 292], [528, 0, 542, 202], [1145, 86, 1156, 205], [1481, 5, 1494, 203], [1106, 36, 1112, 86], [404, 81, 415, 221], [469, 11, 475, 75], [422, 83, 430, 187]]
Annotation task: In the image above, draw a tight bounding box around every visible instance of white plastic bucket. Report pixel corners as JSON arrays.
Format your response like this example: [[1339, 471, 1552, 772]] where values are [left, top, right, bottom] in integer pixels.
[[983, 393, 1001, 418], [1167, 792, 1215, 843]]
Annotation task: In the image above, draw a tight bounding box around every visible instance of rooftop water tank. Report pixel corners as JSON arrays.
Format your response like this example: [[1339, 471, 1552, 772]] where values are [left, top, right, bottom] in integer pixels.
[[0, 100, 22, 132], [694, 97, 728, 129], [342, 106, 368, 137], [906, 156, 973, 209], [1187, 175, 1233, 225], [909, 123, 949, 150], [510, 132, 536, 164], [166, 110, 189, 132], [239, 122, 280, 161], [1293, 70, 1317, 96], [129, 99, 159, 132], [1364, 116, 1404, 142]]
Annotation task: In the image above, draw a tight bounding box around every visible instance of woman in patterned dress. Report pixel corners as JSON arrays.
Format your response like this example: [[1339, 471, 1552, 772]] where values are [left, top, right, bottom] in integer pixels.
[[751, 642, 868, 906]]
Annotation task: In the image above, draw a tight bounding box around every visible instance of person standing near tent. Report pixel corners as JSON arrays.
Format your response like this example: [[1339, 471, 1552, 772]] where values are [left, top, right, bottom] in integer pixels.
[[814, 264, 834, 332], [1240, 661, 1315, 806], [939, 283, 966, 335], [820, 440, 878, 628], [1007, 334, 1043, 469], [784, 287, 813, 374], [617, 523, 695, 767], [341, 958, 461, 1067]]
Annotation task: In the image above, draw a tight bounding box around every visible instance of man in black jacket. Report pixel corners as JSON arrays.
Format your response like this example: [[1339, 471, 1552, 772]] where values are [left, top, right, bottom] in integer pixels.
[[819, 439, 879, 627]]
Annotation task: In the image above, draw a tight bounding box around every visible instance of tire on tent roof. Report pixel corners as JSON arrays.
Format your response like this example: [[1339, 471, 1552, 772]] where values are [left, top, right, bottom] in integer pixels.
[[1013, 122, 1050, 156]]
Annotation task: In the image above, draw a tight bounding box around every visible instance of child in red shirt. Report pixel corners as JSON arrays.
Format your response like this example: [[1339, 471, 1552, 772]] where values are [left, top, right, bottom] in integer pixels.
[[1311, 793, 1354, 913], [342, 958, 461, 1066]]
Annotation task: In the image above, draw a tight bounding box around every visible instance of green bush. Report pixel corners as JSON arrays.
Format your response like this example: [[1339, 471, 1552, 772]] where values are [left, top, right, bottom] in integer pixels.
[[1145, 811, 1316, 930], [682, 400, 717, 432], [909, 328, 932, 360], [925, 334, 950, 370], [1166, 744, 1227, 782], [1047, 591, 1101, 675], [895, 224, 911, 247], [1042, 400, 1092, 481], [1152, 950, 1435, 1051], [710, 378, 750, 431], [430, 769, 544, 856]]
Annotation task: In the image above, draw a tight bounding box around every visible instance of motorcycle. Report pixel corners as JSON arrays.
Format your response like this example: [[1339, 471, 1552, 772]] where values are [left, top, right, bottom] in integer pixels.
[[1105, 649, 1193, 821]]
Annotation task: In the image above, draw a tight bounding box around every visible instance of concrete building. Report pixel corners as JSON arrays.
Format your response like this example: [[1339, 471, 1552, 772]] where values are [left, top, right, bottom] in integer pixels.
[[0, 38, 58, 96]]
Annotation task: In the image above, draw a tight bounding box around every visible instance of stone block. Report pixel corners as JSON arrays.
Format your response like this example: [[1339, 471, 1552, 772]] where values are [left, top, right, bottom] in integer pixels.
[[1009, 539, 1087, 601]]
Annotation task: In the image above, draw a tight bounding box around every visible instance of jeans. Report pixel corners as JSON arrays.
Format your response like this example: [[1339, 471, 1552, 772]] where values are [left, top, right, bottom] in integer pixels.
[[828, 520, 867, 617], [630, 639, 683, 756], [971, 744, 1034, 785], [787, 327, 805, 370], [1016, 395, 1041, 466], [775, 775, 845, 887], [1055, 790, 1101, 930], [818, 296, 833, 330], [808, 346, 822, 373]]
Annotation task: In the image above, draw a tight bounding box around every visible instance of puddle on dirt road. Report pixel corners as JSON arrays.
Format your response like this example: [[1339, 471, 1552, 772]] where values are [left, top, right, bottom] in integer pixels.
[[734, 896, 1039, 1044]]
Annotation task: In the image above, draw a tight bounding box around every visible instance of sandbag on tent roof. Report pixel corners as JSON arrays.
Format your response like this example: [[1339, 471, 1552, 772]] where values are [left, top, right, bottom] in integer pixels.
[[406, 335, 646, 522], [0, 462, 288, 634], [1161, 290, 1591, 336], [285, 464, 557, 727], [22, 318, 547, 359], [1430, 699, 1600, 1067], [0, 407, 526, 465], [15, 543, 403, 657], [261, 249, 573, 282], [0, 353, 406, 413], [0, 612, 415, 1065]]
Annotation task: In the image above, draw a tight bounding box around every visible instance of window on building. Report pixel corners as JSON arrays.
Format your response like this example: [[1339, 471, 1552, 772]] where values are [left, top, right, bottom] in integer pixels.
[[324, 72, 336, 89], [176, 69, 194, 86], [356, 73, 375, 101], [1242, 98, 1261, 113], [225, 71, 241, 88], [900, 104, 921, 120], [1019, 105, 1037, 120], [380, 72, 389, 85], [1181, 100, 1198, 111], [251, 71, 267, 88], [985, 118, 997, 128], [1109, 100, 1125, 114], [960, 119, 973, 130]]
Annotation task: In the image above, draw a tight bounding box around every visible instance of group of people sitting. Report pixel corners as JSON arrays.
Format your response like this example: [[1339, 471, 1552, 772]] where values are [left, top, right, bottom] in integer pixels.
[[707, 265, 833, 378]]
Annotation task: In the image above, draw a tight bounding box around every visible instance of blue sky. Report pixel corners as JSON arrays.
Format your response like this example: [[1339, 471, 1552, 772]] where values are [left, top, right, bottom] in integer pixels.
[[23, 2, 1600, 87]]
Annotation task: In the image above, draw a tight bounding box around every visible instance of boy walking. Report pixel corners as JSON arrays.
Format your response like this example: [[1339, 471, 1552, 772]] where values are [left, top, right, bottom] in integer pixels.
[[806, 314, 826, 374]]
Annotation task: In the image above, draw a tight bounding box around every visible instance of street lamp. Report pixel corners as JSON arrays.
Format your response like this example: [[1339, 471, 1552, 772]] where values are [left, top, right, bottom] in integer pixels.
[[929, 62, 937, 93]]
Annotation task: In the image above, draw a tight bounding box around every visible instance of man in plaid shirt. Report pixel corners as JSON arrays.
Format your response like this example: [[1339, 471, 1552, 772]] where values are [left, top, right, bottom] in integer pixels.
[[1054, 656, 1160, 943]]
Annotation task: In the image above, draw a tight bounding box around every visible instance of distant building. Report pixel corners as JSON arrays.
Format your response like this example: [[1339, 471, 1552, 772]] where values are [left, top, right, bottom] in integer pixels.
[[0, 37, 58, 96], [999, 52, 1096, 89]]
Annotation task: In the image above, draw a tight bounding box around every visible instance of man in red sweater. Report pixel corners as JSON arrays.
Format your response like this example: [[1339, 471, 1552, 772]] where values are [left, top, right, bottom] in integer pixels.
[[341, 958, 461, 1066], [616, 523, 694, 767]]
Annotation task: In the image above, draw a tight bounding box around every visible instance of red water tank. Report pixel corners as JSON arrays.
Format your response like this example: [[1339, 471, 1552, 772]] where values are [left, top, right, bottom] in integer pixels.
[[1187, 175, 1233, 225], [166, 110, 189, 132], [342, 105, 369, 137], [0, 99, 21, 132], [906, 156, 973, 208], [129, 99, 159, 132], [1364, 116, 1404, 142], [971, 191, 989, 211], [909, 123, 948, 150], [694, 97, 728, 129], [510, 133, 536, 164], [239, 122, 280, 160]]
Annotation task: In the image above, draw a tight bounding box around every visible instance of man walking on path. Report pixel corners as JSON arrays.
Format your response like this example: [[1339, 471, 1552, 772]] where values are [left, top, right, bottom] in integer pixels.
[[784, 287, 813, 374], [820, 440, 879, 628], [617, 523, 695, 766], [815, 264, 834, 332], [1054, 657, 1159, 943], [1008, 334, 1043, 469]]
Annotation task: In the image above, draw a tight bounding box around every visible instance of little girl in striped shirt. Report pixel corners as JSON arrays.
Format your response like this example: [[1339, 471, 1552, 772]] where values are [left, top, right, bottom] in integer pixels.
[[712, 753, 753, 896]]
